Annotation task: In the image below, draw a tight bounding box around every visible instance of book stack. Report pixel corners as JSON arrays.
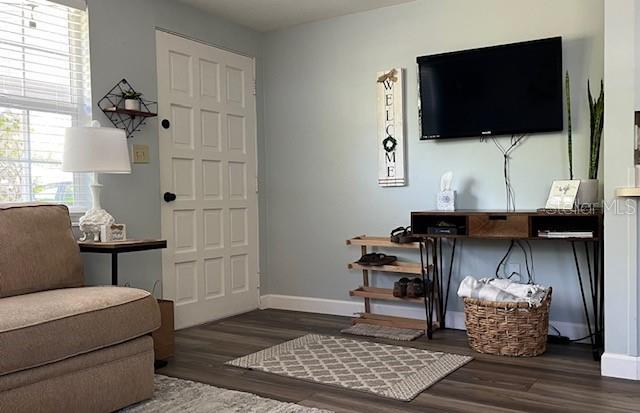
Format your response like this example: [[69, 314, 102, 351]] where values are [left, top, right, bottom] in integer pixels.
[[538, 230, 594, 239]]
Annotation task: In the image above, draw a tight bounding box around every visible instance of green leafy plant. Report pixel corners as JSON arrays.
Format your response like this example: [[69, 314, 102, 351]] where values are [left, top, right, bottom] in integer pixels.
[[0, 112, 25, 202], [122, 90, 142, 99], [588, 80, 604, 180], [565, 71, 573, 180]]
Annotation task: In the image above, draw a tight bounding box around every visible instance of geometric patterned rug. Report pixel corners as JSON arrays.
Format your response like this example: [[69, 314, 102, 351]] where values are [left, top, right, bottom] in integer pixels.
[[121, 375, 331, 412], [226, 334, 472, 401]]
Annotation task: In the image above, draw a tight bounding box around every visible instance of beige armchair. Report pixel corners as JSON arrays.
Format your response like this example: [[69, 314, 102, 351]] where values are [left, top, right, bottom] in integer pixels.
[[0, 203, 160, 412]]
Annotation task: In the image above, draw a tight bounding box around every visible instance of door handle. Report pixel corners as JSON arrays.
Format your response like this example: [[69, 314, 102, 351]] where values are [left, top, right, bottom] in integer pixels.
[[163, 192, 177, 202], [161, 119, 170, 129]]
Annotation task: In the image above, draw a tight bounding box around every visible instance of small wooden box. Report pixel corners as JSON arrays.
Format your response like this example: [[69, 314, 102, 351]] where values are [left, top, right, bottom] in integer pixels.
[[152, 299, 175, 361], [468, 214, 528, 239]]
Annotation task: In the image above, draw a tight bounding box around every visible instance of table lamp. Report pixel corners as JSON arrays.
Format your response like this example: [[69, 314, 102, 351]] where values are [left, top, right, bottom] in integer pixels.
[[63, 121, 131, 241]]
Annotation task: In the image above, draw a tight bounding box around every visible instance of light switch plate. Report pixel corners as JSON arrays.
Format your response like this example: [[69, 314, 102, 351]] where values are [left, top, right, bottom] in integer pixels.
[[132, 144, 149, 164]]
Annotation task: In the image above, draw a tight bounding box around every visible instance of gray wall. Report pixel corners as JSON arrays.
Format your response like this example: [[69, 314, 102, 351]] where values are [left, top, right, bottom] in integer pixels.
[[83, 0, 608, 335], [261, 0, 604, 329], [83, 0, 265, 293]]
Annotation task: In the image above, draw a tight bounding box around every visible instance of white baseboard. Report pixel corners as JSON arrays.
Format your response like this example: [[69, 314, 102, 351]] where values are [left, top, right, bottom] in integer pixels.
[[259, 294, 589, 340], [601, 353, 640, 380], [260, 294, 360, 317]]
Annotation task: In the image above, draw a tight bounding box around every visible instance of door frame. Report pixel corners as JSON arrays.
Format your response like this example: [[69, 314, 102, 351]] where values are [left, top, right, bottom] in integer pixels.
[[155, 29, 261, 326]]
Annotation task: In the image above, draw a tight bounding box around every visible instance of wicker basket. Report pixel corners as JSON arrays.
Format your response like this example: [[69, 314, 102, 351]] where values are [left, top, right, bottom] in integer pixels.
[[463, 288, 552, 357]]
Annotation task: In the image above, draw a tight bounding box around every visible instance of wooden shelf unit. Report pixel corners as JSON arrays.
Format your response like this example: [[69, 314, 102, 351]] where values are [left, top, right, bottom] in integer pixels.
[[346, 235, 429, 332]]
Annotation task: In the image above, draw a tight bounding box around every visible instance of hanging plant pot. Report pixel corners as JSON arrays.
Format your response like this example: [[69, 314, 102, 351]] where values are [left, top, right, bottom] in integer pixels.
[[124, 98, 141, 111], [122, 90, 143, 112]]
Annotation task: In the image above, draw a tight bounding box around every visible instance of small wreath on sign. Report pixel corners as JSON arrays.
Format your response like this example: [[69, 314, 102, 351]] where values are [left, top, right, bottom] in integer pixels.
[[382, 136, 397, 152]]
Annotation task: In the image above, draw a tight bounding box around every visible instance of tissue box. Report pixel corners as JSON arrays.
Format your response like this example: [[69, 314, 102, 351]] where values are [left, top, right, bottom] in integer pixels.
[[437, 190, 455, 211]]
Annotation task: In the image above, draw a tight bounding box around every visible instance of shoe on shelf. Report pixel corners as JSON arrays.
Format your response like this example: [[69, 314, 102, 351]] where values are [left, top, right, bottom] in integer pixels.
[[356, 253, 397, 266], [390, 226, 419, 244], [393, 277, 410, 298], [406, 278, 425, 298]]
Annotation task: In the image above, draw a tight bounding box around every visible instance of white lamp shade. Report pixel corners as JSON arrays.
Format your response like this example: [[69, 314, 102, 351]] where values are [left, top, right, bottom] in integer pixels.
[[63, 125, 131, 174]]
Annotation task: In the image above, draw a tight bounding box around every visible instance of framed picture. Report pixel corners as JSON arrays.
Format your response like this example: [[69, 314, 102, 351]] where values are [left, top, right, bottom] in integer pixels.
[[100, 223, 127, 242], [545, 180, 580, 210]]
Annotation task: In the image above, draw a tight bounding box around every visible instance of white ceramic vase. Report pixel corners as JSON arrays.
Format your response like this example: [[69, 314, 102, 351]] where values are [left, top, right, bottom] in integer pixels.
[[576, 179, 599, 206], [124, 99, 140, 111]]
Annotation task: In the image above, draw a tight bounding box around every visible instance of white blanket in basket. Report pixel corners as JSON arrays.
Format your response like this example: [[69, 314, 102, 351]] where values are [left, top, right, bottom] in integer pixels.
[[457, 276, 548, 307]]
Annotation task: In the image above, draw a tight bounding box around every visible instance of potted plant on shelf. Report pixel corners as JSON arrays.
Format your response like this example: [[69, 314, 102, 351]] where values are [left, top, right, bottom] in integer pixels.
[[122, 90, 143, 111], [578, 80, 604, 206], [566, 73, 604, 206]]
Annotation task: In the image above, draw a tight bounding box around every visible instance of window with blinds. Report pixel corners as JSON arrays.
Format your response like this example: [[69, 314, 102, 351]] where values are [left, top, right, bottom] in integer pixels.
[[0, 0, 91, 211]]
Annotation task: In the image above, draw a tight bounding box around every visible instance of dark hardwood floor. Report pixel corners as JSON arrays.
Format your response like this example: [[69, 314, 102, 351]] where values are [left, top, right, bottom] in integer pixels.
[[157, 309, 640, 412]]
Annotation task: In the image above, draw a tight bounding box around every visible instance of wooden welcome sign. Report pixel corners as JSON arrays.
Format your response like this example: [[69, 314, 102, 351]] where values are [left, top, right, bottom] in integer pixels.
[[377, 68, 406, 187]]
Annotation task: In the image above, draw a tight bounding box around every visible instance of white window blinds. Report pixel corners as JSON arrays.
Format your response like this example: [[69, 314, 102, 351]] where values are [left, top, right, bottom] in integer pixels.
[[47, 0, 86, 11], [0, 0, 91, 210]]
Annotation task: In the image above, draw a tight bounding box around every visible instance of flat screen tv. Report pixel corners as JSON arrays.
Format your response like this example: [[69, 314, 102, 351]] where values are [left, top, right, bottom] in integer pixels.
[[417, 37, 563, 140]]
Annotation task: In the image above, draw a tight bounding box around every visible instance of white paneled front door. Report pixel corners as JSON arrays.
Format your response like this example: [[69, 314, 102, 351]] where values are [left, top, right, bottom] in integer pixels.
[[156, 31, 258, 329]]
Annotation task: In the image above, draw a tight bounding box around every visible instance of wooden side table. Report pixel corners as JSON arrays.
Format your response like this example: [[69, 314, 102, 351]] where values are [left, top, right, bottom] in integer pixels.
[[79, 239, 167, 286]]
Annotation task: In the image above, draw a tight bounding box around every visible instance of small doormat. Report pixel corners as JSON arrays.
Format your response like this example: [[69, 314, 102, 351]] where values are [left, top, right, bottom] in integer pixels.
[[341, 323, 424, 341], [226, 334, 472, 401]]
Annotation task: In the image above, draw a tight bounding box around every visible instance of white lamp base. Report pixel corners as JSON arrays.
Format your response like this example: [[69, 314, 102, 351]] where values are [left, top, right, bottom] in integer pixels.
[[79, 174, 115, 242]]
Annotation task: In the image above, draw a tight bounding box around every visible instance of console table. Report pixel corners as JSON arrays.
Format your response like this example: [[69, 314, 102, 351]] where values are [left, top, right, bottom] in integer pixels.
[[411, 209, 604, 360], [79, 239, 167, 286]]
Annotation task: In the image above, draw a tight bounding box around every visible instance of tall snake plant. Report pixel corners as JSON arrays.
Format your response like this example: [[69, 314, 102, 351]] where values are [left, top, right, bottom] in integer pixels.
[[566, 71, 573, 180], [588, 80, 604, 180], [565, 73, 604, 181]]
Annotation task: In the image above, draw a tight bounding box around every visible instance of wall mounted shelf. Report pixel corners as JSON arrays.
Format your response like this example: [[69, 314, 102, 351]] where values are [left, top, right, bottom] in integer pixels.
[[102, 107, 158, 118], [615, 187, 640, 197], [98, 79, 157, 138]]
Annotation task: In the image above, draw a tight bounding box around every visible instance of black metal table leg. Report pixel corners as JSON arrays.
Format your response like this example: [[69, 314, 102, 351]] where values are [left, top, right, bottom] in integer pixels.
[[571, 241, 601, 361], [584, 242, 598, 335], [434, 238, 444, 328], [593, 239, 604, 356], [111, 253, 119, 286], [598, 240, 605, 350], [441, 238, 457, 328], [419, 238, 458, 338], [419, 240, 434, 339], [587, 240, 604, 355]]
